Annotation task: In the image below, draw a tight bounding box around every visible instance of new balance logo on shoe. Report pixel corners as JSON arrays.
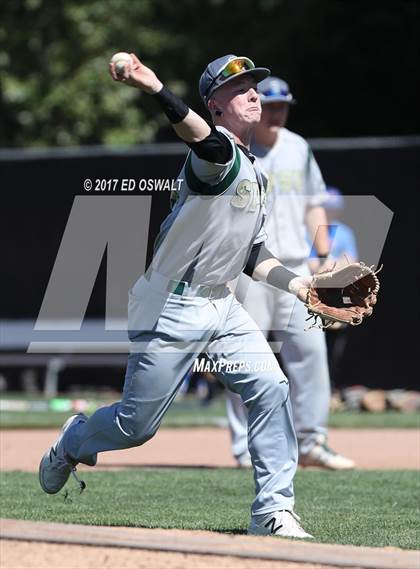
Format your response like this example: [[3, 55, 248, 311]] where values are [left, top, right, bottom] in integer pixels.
[[248, 510, 313, 539], [265, 517, 283, 534]]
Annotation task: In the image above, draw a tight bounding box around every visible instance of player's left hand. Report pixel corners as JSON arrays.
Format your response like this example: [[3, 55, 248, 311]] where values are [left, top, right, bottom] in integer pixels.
[[288, 275, 312, 303], [305, 262, 381, 328]]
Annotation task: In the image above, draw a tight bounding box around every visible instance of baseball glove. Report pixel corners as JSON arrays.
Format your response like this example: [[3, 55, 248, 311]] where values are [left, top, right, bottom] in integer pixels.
[[305, 262, 381, 329]]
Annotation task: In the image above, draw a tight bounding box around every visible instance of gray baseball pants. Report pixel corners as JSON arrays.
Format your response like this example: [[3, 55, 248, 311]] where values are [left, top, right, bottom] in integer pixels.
[[63, 271, 298, 516]]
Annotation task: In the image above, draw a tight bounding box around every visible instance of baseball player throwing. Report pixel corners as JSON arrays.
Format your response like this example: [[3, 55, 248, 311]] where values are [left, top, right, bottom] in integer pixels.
[[39, 54, 316, 538], [226, 76, 355, 470]]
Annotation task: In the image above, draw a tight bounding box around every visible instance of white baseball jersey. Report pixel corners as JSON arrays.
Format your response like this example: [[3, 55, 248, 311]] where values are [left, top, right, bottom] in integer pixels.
[[151, 126, 267, 285], [251, 127, 327, 262]]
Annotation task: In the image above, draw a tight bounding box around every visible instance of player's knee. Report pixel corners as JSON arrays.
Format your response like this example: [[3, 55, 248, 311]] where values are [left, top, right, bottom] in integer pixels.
[[131, 421, 159, 445], [247, 374, 289, 409], [269, 378, 289, 407], [130, 427, 157, 446], [119, 416, 159, 446]]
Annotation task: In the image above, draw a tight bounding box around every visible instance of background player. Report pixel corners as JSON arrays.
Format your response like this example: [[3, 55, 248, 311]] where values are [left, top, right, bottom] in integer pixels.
[[39, 54, 317, 538], [308, 186, 358, 271], [309, 186, 359, 383], [226, 76, 355, 470]]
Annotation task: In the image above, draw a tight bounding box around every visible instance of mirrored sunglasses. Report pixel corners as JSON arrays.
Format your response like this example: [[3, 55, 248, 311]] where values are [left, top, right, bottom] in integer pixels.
[[206, 57, 255, 100]]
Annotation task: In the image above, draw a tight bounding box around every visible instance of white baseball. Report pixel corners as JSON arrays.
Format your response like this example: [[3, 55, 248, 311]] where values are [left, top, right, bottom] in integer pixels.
[[110, 52, 132, 75]]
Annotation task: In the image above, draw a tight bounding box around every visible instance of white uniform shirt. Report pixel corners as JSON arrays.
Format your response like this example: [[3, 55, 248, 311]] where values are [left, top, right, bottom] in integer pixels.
[[252, 127, 327, 263], [151, 127, 267, 285]]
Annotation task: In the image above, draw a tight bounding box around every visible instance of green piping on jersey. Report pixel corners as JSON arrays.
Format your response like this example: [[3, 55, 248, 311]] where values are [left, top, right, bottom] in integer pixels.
[[185, 145, 241, 196]]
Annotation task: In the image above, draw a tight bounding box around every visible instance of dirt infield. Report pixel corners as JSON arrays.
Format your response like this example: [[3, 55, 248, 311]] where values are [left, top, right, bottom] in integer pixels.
[[1, 427, 418, 471], [1, 427, 418, 569], [3, 519, 419, 569], [1, 539, 354, 569]]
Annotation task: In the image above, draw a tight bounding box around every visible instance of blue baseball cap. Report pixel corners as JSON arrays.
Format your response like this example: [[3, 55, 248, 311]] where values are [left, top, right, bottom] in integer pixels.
[[199, 54, 270, 103], [258, 76, 296, 104], [325, 187, 344, 210]]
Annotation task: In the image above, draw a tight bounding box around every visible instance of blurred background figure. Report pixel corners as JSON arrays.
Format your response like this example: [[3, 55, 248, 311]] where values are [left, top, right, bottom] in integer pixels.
[[308, 186, 358, 269], [227, 76, 355, 470], [308, 187, 359, 387]]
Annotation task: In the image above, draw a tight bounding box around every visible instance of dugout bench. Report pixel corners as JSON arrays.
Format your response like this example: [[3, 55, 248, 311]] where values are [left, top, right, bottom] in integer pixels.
[[0, 319, 128, 397]]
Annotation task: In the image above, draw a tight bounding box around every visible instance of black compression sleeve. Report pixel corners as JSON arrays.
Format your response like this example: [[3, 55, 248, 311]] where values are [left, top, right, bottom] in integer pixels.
[[188, 126, 233, 164], [153, 86, 189, 124], [266, 265, 297, 292], [154, 86, 232, 163], [243, 242, 297, 291], [243, 242, 271, 276]]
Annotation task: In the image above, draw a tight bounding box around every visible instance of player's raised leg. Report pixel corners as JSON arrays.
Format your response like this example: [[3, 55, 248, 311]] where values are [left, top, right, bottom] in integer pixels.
[[39, 278, 217, 494]]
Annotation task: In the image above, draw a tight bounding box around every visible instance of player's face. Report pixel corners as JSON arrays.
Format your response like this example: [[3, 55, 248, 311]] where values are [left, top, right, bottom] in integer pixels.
[[212, 76, 261, 125], [259, 102, 289, 131]]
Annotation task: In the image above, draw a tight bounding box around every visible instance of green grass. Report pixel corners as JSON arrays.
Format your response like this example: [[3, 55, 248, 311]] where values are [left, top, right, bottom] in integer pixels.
[[0, 411, 75, 429], [0, 398, 228, 429], [1, 396, 419, 429], [1, 469, 418, 549], [328, 410, 420, 429]]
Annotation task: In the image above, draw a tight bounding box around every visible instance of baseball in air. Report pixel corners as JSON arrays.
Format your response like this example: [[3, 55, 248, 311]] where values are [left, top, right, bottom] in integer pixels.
[[110, 52, 132, 76]]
